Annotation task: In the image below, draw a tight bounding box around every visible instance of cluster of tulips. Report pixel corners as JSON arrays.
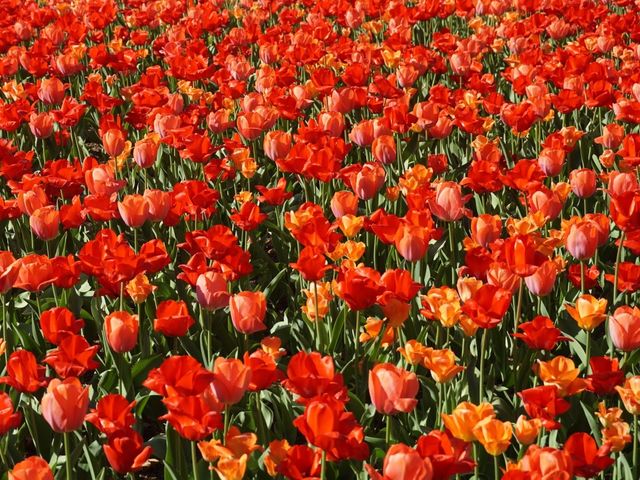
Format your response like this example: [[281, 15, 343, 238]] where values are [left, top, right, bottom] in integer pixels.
[[3, 0, 640, 478]]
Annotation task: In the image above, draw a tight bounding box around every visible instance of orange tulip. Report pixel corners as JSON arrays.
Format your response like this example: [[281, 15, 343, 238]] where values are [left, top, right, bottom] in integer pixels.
[[615, 376, 640, 415], [565, 294, 608, 331], [397, 340, 430, 366], [103, 128, 126, 158], [537, 356, 587, 397], [368, 363, 419, 415], [229, 291, 267, 334], [420, 287, 461, 328], [422, 348, 464, 383], [143, 189, 171, 222], [514, 415, 542, 445], [9, 456, 54, 480], [569, 168, 597, 198], [470, 214, 502, 248], [330, 190, 358, 218], [105, 311, 139, 353], [133, 136, 159, 168], [263, 130, 292, 161], [441, 401, 495, 442], [210, 357, 252, 405], [29, 112, 54, 139], [29, 206, 60, 241], [126, 273, 156, 304], [372, 135, 396, 165], [609, 306, 640, 352], [472, 417, 513, 456], [117, 194, 149, 228], [38, 77, 65, 105], [41, 377, 89, 432]]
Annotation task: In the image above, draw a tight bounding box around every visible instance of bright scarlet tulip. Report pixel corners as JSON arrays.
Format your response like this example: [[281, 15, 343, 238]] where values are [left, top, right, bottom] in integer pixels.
[[154, 300, 195, 337], [9, 456, 53, 480], [103, 429, 153, 474]]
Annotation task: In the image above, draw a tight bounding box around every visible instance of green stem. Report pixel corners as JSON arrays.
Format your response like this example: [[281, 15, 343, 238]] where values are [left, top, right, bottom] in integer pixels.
[[494, 454, 499, 480], [354, 310, 361, 393], [479, 328, 488, 403], [612, 233, 625, 306], [320, 450, 327, 480], [385, 414, 392, 446], [191, 441, 200, 480], [448, 222, 456, 286], [223, 404, 231, 439], [64, 432, 72, 480], [585, 329, 591, 374]]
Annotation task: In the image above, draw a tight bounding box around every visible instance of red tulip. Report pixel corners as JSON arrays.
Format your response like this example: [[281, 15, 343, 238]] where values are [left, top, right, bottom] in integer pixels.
[[9, 456, 53, 480], [105, 311, 139, 353], [103, 429, 153, 474], [154, 300, 195, 337], [210, 357, 252, 405]]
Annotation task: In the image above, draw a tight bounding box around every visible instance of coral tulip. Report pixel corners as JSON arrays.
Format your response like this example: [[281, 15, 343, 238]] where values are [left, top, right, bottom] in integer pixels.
[[41, 377, 89, 432], [609, 306, 640, 352], [368, 363, 419, 415], [229, 291, 267, 334], [105, 311, 139, 353]]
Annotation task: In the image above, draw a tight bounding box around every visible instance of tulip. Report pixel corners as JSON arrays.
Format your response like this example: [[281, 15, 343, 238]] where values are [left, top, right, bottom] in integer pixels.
[[0, 392, 21, 435], [429, 181, 469, 222], [394, 224, 429, 262], [441, 401, 495, 442], [39, 307, 84, 345], [263, 130, 291, 161], [117, 194, 149, 228], [29, 112, 54, 139], [143, 189, 171, 222], [365, 444, 433, 480], [229, 291, 267, 334], [330, 190, 358, 218], [153, 300, 195, 337], [472, 417, 513, 456], [0, 251, 21, 294], [196, 272, 230, 310], [41, 377, 89, 433], [125, 273, 156, 304], [372, 135, 396, 164], [565, 294, 608, 331], [368, 363, 419, 415], [9, 456, 54, 480], [524, 260, 557, 296], [514, 415, 542, 445], [354, 163, 385, 200], [210, 357, 252, 405], [566, 221, 599, 260], [105, 311, 139, 353], [38, 77, 65, 105], [569, 168, 597, 198], [470, 214, 502, 248], [103, 429, 152, 474], [29, 206, 60, 241], [133, 136, 159, 168], [616, 376, 640, 415], [318, 111, 345, 137], [102, 128, 126, 158], [609, 306, 640, 352]]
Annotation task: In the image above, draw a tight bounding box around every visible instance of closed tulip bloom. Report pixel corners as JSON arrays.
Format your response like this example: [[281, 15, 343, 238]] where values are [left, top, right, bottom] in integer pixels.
[[117, 194, 149, 228], [318, 111, 345, 137], [607, 171, 638, 197], [153, 300, 195, 337], [143, 189, 171, 221], [565, 294, 608, 331], [263, 130, 292, 161], [569, 169, 597, 198], [103, 129, 126, 158], [229, 291, 267, 334], [566, 221, 599, 260], [372, 135, 396, 164], [41, 377, 89, 432], [29, 206, 60, 241], [330, 191, 358, 218], [133, 136, 159, 168], [29, 112, 54, 138], [355, 163, 385, 200], [473, 417, 513, 456], [471, 214, 502, 248], [38, 77, 65, 105], [429, 182, 469, 222], [609, 306, 640, 352], [368, 363, 419, 415], [524, 260, 558, 297], [196, 272, 230, 310], [366, 444, 434, 480], [105, 311, 139, 353], [210, 357, 252, 404], [394, 224, 429, 262], [9, 456, 54, 480], [0, 392, 22, 435]]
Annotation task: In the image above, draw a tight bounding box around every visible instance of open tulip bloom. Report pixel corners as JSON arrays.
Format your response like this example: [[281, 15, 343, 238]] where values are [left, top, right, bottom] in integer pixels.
[[2, 1, 640, 479]]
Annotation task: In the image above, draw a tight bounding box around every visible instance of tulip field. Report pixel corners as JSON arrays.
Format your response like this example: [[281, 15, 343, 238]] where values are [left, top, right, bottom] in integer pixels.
[[4, 0, 640, 478]]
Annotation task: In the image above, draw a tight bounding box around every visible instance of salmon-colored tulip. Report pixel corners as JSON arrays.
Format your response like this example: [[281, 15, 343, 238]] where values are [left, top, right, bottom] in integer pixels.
[[394, 224, 430, 263], [103, 128, 126, 158], [229, 291, 267, 334], [372, 135, 396, 165], [615, 376, 640, 415], [117, 194, 149, 228], [9, 456, 54, 480], [143, 189, 171, 222], [29, 206, 60, 241], [196, 272, 230, 310], [429, 182, 469, 222], [331, 191, 358, 218], [41, 377, 89, 432], [105, 311, 139, 353], [609, 306, 640, 352], [133, 136, 159, 168], [29, 112, 54, 139], [38, 77, 65, 105], [566, 220, 599, 260], [366, 444, 434, 480], [263, 130, 292, 161], [210, 357, 252, 405], [569, 169, 597, 198], [471, 214, 502, 248], [368, 363, 419, 415], [354, 163, 385, 200], [524, 260, 558, 297]]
